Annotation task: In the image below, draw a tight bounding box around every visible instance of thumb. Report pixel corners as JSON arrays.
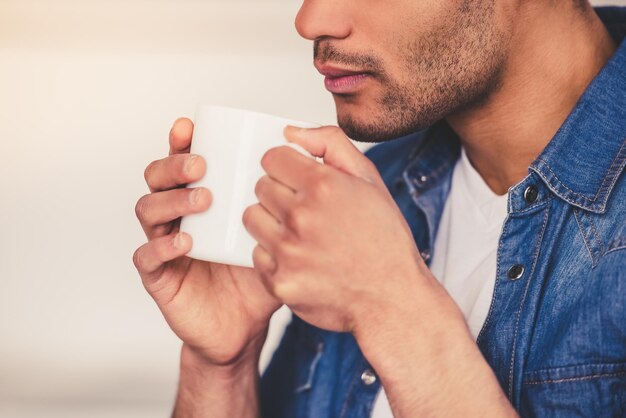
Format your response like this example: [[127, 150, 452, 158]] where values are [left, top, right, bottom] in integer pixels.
[[284, 125, 382, 185]]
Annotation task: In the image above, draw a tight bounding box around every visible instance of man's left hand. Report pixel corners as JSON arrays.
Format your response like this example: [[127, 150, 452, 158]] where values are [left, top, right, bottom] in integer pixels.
[[242, 125, 432, 333]]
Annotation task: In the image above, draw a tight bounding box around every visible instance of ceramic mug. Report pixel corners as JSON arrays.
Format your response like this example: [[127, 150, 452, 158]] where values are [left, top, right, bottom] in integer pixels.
[[179, 105, 321, 267]]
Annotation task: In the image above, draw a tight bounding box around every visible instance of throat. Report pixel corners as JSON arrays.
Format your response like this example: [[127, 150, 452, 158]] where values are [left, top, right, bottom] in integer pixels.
[[445, 4, 617, 195]]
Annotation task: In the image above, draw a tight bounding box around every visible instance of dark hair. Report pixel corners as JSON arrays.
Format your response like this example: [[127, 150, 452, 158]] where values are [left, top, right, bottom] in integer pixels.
[[574, 0, 589, 11]]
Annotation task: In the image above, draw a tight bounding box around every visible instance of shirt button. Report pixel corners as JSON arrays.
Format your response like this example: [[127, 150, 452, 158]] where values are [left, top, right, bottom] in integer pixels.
[[524, 185, 539, 203], [411, 175, 428, 187], [420, 249, 431, 262], [507, 264, 525, 280], [361, 369, 377, 386]]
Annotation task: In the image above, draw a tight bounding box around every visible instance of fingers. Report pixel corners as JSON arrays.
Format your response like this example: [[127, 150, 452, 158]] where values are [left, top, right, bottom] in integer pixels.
[[260, 145, 320, 191], [284, 125, 383, 186], [136, 187, 212, 239], [144, 153, 206, 193], [254, 175, 296, 223], [133, 232, 192, 280], [242, 203, 283, 253], [252, 244, 277, 277], [169, 117, 194, 156]]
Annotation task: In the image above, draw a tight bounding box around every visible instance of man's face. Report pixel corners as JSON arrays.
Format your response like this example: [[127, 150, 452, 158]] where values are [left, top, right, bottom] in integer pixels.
[[296, 0, 513, 142]]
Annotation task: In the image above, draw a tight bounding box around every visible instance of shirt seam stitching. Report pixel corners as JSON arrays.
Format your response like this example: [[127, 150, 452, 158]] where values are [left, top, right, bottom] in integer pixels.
[[512, 195, 554, 215], [476, 213, 512, 343], [523, 371, 626, 385], [507, 205, 551, 400], [573, 208, 598, 267], [338, 365, 362, 418], [606, 244, 626, 255], [532, 137, 626, 209], [583, 210, 604, 256]]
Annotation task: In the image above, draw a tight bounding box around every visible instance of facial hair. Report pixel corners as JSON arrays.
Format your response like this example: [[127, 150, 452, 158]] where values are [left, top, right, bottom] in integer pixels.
[[315, 0, 508, 143]]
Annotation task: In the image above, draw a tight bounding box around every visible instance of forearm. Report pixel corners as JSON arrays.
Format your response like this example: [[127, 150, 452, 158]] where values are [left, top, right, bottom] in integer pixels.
[[354, 275, 518, 418], [172, 344, 261, 418]]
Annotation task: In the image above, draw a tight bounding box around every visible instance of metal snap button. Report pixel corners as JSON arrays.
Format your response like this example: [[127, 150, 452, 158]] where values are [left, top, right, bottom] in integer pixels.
[[524, 185, 539, 203], [507, 264, 525, 280], [411, 175, 428, 187], [361, 369, 377, 386], [420, 249, 431, 262]]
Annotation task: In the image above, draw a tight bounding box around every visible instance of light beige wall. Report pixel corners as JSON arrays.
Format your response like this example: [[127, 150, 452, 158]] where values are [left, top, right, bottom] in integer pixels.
[[0, 1, 334, 416], [0, 1, 623, 416]]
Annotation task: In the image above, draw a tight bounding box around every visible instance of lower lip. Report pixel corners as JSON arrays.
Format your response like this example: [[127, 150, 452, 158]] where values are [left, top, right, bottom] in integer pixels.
[[324, 74, 370, 94]]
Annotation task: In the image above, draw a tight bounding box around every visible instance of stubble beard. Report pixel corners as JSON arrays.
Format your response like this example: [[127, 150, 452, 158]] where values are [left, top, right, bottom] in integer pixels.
[[332, 0, 508, 143]]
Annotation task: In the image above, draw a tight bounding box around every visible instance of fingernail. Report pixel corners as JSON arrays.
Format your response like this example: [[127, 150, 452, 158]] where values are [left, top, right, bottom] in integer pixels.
[[173, 232, 187, 249], [184, 155, 198, 175], [190, 188, 201, 205]]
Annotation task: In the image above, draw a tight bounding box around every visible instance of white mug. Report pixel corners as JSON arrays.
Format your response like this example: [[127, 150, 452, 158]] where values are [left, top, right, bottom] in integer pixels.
[[179, 105, 321, 268]]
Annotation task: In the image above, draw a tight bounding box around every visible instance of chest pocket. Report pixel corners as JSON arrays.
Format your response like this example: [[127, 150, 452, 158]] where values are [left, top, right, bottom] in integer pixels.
[[521, 363, 626, 417]]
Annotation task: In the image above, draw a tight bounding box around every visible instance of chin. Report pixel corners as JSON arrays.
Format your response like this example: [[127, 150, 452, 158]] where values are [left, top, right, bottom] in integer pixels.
[[334, 106, 420, 143]]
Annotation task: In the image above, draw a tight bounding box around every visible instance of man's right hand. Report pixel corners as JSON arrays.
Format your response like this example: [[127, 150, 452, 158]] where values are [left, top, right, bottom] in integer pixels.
[[133, 117, 282, 369]]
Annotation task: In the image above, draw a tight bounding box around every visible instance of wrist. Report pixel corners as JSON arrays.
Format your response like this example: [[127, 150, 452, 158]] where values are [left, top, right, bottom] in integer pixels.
[[180, 342, 261, 381], [352, 269, 517, 417], [175, 343, 262, 418], [181, 321, 270, 368], [354, 269, 472, 377]]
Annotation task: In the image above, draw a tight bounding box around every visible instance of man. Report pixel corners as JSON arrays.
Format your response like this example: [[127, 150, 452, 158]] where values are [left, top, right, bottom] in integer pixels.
[[133, 0, 625, 416]]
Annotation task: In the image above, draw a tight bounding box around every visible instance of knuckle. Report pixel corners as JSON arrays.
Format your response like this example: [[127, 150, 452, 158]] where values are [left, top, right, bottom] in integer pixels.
[[134, 195, 151, 221], [271, 276, 295, 302], [325, 125, 343, 136], [310, 174, 332, 199], [316, 125, 343, 139], [242, 205, 256, 226], [253, 246, 276, 275], [144, 160, 158, 185], [260, 148, 279, 169], [132, 247, 145, 271], [254, 176, 269, 200], [274, 239, 298, 261], [284, 207, 308, 233]]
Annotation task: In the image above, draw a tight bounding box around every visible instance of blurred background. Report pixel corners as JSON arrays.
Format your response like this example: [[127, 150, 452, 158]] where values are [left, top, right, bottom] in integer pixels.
[[0, 0, 623, 417]]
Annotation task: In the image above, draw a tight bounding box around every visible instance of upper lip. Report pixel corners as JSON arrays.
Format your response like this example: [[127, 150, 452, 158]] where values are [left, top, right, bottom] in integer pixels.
[[315, 64, 370, 78]]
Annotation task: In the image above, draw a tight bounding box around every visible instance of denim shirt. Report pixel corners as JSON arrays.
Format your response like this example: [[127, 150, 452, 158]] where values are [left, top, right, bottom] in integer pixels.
[[260, 7, 626, 417]]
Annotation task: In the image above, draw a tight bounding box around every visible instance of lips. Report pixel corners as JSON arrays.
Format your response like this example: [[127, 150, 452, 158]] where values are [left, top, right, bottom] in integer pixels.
[[316, 65, 371, 94]]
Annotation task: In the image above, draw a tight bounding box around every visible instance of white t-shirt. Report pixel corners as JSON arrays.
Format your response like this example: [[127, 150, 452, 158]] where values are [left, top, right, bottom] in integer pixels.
[[372, 146, 509, 417]]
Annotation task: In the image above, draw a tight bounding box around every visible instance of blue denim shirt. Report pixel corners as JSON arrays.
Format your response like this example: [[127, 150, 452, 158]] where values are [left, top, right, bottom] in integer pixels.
[[260, 7, 626, 417]]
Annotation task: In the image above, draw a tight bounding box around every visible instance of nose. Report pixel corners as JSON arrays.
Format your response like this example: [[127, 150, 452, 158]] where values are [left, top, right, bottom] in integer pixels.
[[295, 0, 352, 41]]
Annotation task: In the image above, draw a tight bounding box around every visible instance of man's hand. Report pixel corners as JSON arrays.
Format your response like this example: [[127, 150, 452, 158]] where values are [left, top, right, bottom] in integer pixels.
[[242, 125, 429, 333], [243, 125, 518, 417], [133, 118, 282, 417]]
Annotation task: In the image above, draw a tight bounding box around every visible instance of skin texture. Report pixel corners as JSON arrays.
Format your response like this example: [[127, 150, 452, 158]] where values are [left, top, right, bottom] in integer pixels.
[[133, 0, 617, 417], [308, 0, 510, 143], [245, 126, 427, 332], [134, 119, 281, 417], [297, 0, 616, 193]]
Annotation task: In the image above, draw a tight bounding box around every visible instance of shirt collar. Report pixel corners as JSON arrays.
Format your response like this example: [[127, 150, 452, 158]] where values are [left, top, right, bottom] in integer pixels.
[[529, 36, 626, 213], [405, 9, 626, 215]]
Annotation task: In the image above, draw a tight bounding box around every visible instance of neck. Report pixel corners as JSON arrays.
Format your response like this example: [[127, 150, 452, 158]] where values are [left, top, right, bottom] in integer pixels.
[[446, 2, 617, 195]]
